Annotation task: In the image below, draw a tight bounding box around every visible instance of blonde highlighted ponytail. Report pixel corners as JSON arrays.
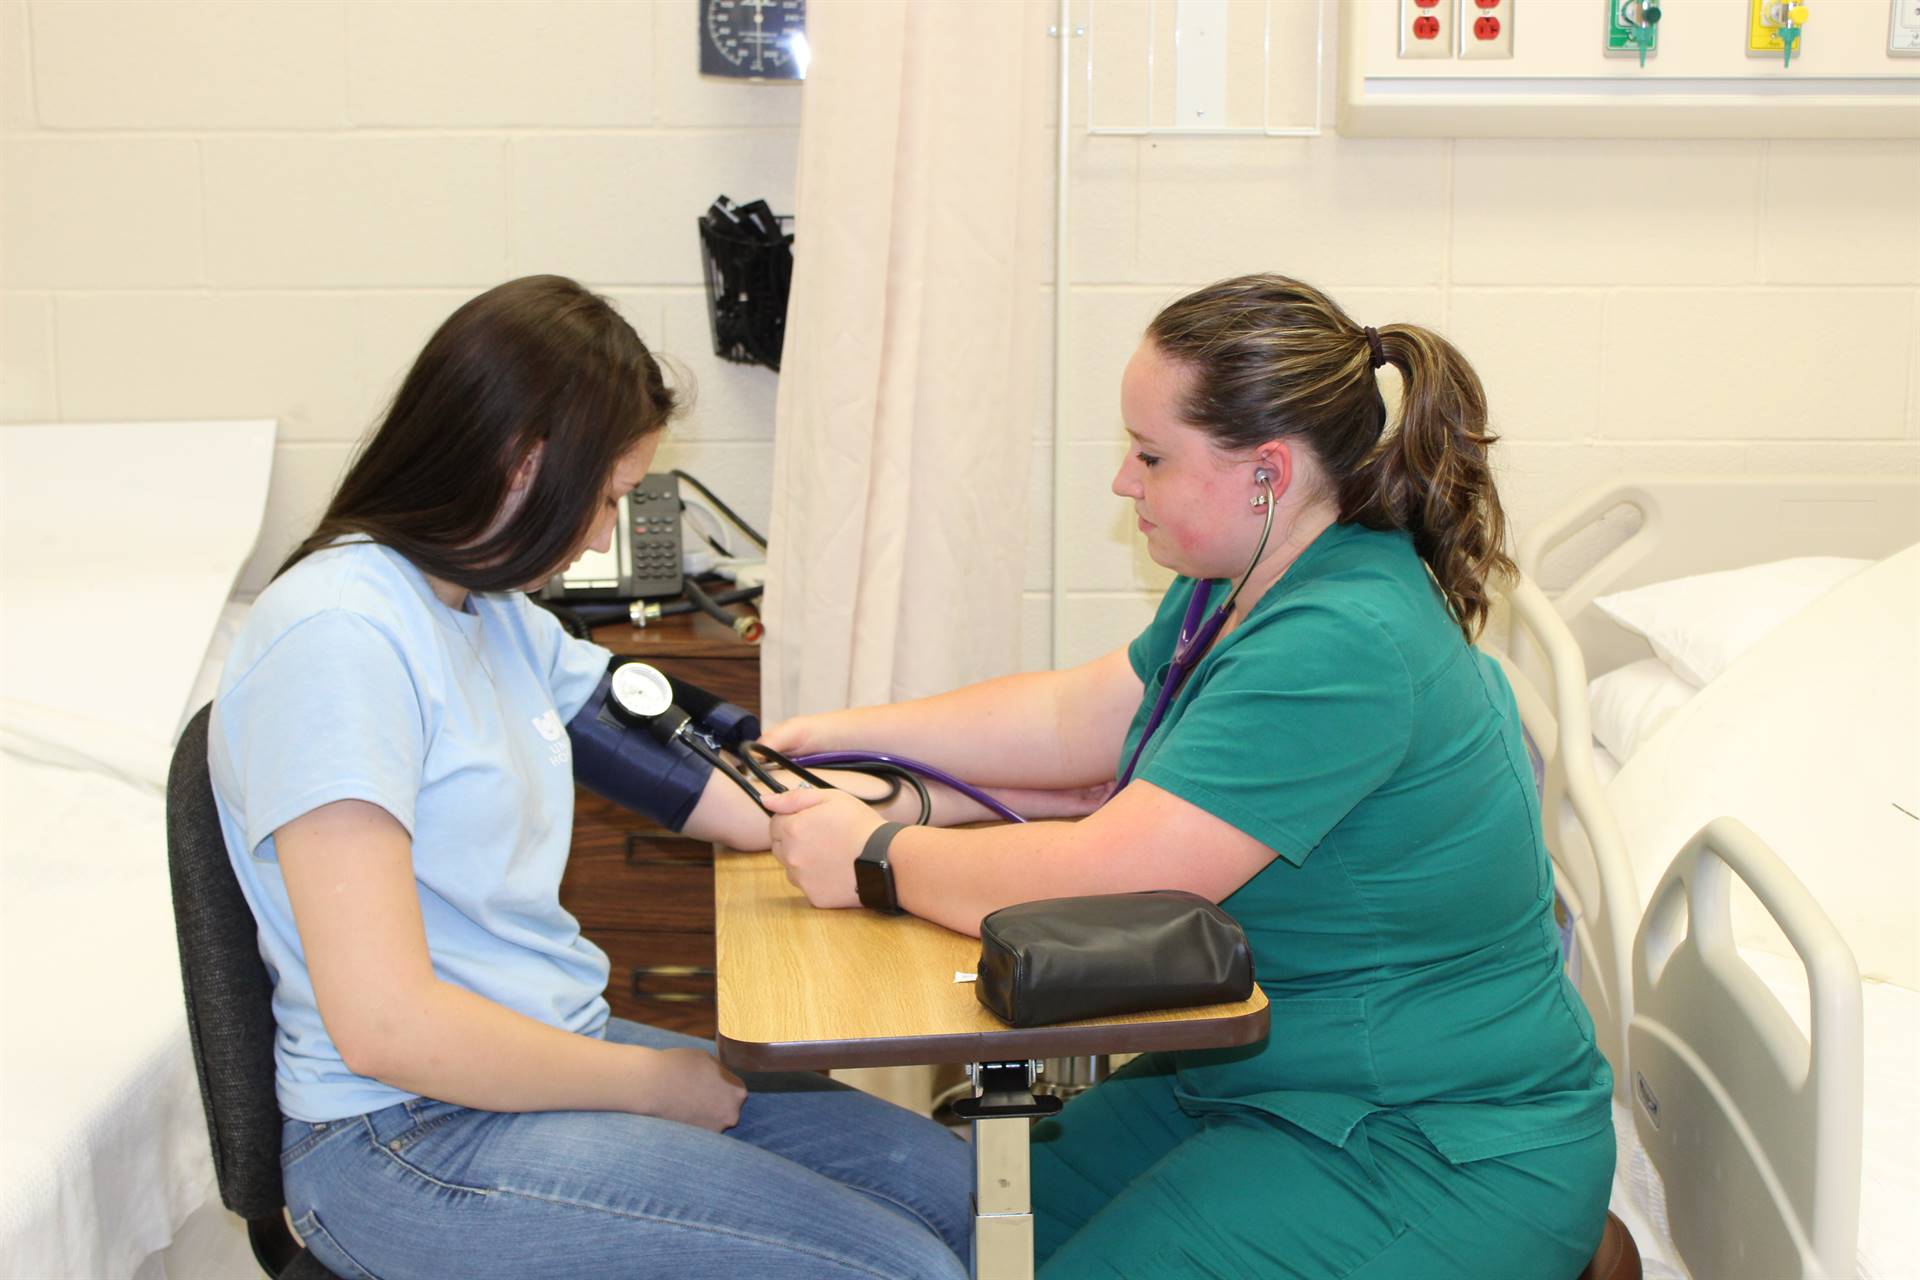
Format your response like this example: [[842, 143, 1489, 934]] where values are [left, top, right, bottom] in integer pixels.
[[1338, 323, 1512, 642], [1147, 275, 1513, 643]]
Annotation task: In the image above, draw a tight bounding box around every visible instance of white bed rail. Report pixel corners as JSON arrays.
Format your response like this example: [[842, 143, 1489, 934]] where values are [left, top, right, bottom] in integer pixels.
[[1630, 817, 1863, 1280], [1490, 574, 1639, 1104]]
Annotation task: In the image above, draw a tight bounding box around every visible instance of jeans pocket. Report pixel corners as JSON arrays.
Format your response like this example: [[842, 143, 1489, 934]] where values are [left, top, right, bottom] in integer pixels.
[[291, 1209, 382, 1280], [282, 1117, 349, 1167], [389, 1099, 472, 1152]]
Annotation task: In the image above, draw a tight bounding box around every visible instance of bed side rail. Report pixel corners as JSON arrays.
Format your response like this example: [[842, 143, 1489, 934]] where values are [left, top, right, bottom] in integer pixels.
[[1494, 574, 1639, 1102], [1629, 816, 1863, 1280]]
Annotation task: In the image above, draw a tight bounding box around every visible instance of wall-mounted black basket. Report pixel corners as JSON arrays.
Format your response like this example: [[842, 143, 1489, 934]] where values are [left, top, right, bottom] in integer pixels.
[[697, 196, 794, 373]]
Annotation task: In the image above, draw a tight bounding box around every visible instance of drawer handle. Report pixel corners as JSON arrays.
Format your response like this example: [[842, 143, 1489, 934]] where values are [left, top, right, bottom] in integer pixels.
[[630, 985, 716, 1005], [632, 964, 715, 978], [624, 833, 715, 868]]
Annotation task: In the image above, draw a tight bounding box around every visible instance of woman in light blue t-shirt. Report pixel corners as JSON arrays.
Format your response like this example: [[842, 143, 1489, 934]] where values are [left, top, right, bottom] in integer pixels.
[[209, 276, 972, 1280]]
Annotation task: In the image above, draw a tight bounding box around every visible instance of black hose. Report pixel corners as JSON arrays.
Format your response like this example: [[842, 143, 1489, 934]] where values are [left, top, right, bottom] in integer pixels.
[[672, 469, 767, 549]]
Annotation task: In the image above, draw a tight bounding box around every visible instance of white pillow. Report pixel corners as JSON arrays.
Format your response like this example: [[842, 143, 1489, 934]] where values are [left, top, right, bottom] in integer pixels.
[[1593, 556, 1870, 687], [1587, 658, 1697, 763]]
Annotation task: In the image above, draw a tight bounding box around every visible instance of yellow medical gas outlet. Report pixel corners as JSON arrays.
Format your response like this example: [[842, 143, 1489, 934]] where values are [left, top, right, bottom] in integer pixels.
[[1747, 0, 1807, 66]]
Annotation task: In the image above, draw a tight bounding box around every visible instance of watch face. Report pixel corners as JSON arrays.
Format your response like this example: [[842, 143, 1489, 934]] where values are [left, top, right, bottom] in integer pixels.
[[701, 0, 808, 80], [854, 853, 895, 913], [609, 662, 673, 720]]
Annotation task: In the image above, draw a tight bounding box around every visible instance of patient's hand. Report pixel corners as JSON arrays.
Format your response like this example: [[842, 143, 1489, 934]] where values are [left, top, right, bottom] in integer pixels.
[[762, 788, 883, 909], [758, 714, 827, 756]]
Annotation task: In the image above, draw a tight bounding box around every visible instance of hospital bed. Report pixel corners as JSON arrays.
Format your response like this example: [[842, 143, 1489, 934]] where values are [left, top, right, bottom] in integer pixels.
[[1, 421, 272, 1278], [1496, 475, 1920, 1280]]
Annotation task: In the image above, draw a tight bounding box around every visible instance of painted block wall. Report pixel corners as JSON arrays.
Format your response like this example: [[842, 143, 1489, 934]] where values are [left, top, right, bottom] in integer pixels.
[[0, 0, 797, 594], [3, 0, 1914, 675], [1020, 4, 1920, 671]]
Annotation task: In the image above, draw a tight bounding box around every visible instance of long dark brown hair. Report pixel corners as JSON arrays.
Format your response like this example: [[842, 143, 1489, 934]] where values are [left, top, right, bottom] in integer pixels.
[[280, 275, 679, 591], [1147, 274, 1512, 642]]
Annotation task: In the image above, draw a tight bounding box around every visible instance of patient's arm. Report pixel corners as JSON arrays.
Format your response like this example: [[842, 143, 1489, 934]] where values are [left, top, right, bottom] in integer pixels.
[[759, 647, 1144, 791], [277, 799, 747, 1130]]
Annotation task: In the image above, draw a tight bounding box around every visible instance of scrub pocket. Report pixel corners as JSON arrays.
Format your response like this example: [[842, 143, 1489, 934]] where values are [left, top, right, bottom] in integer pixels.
[[1172, 995, 1382, 1150]]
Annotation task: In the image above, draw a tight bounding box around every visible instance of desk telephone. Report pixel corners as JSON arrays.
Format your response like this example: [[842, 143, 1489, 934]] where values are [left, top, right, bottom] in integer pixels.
[[540, 473, 684, 602]]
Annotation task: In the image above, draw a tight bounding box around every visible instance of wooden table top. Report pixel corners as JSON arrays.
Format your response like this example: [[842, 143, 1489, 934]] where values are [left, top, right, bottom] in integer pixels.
[[713, 850, 1270, 1071]]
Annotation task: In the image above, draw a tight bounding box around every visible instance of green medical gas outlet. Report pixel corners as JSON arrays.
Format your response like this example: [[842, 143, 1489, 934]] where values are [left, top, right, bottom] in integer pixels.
[[1607, 0, 1661, 64]]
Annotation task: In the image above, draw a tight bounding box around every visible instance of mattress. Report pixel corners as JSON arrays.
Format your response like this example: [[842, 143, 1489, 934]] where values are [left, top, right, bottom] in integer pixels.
[[0, 754, 218, 1278], [1608, 545, 1918, 989]]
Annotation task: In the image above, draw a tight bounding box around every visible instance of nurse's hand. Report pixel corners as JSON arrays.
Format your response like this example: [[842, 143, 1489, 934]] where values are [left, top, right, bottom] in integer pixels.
[[761, 788, 884, 909]]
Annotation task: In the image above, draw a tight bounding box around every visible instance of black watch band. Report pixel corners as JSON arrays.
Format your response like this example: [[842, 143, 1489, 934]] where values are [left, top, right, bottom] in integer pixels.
[[854, 822, 907, 915]]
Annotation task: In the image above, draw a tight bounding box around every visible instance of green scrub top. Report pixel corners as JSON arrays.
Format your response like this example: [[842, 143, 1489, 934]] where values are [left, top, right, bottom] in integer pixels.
[[1122, 522, 1610, 1165]]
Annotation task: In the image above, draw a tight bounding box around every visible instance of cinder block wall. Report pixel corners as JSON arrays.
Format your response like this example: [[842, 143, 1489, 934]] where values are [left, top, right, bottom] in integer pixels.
[[3, 1, 1914, 672], [0, 0, 795, 593], [1023, 10, 1920, 668]]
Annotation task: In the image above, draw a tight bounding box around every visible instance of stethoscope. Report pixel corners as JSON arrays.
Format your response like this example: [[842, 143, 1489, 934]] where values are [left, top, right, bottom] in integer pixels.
[[606, 469, 1276, 822], [606, 661, 1001, 825], [1113, 469, 1277, 789]]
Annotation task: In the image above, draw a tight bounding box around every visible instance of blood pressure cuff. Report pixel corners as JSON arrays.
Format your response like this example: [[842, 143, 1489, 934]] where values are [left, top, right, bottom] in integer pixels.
[[659, 671, 760, 751], [975, 890, 1254, 1028], [565, 662, 747, 832]]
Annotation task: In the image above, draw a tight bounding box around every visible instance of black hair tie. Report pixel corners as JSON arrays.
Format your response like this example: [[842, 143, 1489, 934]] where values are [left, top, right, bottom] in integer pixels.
[[1364, 326, 1387, 370]]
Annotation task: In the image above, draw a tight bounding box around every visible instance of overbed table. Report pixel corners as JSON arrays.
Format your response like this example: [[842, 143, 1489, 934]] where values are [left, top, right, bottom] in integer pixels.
[[713, 849, 1270, 1279]]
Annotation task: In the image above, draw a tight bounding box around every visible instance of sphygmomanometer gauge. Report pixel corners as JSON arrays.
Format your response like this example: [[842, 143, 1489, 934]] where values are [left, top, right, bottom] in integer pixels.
[[700, 0, 808, 81], [608, 661, 675, 724]]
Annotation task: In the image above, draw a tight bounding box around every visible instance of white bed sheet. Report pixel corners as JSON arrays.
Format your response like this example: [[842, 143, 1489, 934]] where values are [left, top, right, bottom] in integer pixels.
[[0, 420, 273, 790], [1608, 544, 1918, 988], [0, 754, 219, 1278]]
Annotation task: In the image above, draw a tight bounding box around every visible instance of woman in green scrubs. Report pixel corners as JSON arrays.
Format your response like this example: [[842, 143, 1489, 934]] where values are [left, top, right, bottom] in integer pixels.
[[761, 274, 1614, 1278]]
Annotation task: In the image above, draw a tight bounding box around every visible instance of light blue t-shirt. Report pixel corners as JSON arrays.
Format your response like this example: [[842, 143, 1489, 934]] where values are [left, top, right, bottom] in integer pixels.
[[208, 540, 613, 1122]]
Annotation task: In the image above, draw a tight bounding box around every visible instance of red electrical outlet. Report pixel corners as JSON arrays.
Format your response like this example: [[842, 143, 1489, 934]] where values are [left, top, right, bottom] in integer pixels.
[[1399, 0, 1453, 57], [1461, 0, 1514, 56]]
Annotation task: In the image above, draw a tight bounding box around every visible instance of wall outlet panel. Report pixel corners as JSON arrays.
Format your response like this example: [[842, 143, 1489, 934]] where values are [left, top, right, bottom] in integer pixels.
[[1892, 0, 1920, 54], [1746, 0, 1802, 57], [1461, 0, 1515, 57], [1606, 0, 1659, 56], [1398, 0, 1453, 57], [1341, 0, 1920, 139]]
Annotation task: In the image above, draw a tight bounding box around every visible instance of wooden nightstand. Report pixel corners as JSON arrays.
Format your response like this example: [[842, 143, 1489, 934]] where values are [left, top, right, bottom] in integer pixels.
[[560, 609, 760, 1037]]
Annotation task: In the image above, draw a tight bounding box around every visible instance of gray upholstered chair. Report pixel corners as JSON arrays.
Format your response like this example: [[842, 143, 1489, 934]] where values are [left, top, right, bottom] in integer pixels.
[[166, 704, 341, 1280]]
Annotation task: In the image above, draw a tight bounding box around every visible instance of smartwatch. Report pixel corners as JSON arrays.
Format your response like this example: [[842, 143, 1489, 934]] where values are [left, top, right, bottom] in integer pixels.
[[854, 822, 907, 915]]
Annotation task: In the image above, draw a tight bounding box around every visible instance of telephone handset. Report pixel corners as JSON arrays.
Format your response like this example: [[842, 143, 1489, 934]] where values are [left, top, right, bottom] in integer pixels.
[[540, 473, 684, 602]]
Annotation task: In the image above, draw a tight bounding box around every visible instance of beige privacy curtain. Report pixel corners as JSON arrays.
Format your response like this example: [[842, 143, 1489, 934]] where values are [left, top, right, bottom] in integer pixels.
[[762, 0, 1052, 725]]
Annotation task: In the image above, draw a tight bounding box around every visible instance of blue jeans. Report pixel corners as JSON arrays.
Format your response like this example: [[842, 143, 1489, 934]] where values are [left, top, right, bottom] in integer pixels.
[[281, 1020, 972, 1279]]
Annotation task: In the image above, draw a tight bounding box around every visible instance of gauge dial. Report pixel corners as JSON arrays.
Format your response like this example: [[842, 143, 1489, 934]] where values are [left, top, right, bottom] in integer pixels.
[[609, 662, 674, 721], [701, 0, 808, 81]]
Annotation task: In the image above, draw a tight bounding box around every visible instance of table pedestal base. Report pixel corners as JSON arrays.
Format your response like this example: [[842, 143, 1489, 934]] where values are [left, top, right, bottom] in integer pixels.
[[950, 1061, 1065, 1280]]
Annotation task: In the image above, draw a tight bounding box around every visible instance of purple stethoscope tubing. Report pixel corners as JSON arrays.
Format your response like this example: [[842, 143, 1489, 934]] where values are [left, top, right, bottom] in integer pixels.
[[1113, 584, 1225, 788], [793, 750, 1029, 824], [1113, 471, 1277, 789]]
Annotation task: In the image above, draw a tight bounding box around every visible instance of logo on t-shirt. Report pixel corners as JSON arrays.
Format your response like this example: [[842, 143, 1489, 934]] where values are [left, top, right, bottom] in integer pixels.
[[530, 709, 570, 767]]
